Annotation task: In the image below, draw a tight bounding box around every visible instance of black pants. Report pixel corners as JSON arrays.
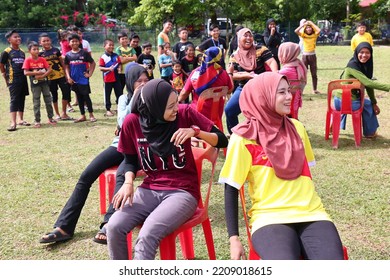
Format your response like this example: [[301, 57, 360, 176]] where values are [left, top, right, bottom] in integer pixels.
[[104, 81, 122, 111], [252, 221, 344, 260], [54, 146, 124, 235]]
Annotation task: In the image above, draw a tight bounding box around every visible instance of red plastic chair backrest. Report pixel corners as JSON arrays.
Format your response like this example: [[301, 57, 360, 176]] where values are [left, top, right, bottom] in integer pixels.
[[327, 79, 365, 114], [196, 86, 229, 124], [288, 78, 306, 95]]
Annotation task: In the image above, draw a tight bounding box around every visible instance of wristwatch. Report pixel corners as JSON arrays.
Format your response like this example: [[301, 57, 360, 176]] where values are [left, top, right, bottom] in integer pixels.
[[191, 125, 200, 137]]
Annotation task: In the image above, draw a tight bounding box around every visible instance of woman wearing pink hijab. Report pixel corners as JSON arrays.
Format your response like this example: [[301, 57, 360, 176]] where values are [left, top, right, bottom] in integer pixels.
[[278, 42, 307, 119], [219, 72, 344, 260]]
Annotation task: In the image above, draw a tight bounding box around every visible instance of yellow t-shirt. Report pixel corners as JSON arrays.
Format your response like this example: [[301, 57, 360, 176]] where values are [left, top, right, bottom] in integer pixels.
[[351, 32, 374, 51], [299, 31, 319, 53], [218, 119, 330, 234]]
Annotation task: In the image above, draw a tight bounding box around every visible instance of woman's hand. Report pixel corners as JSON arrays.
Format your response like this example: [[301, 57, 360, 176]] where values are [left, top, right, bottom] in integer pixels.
[[373, 104, 380, 115], [229, 236, 247, 260], [112, 181, 134, 210], [170, 128, 197, 146]]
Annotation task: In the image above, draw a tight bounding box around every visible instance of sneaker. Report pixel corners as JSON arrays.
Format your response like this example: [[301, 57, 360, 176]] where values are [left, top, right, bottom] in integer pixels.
[[67, 107, 75, 113]]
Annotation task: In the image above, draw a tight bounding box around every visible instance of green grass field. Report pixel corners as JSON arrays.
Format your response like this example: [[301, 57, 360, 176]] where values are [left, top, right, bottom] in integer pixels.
[[0, 43, 389, 260]]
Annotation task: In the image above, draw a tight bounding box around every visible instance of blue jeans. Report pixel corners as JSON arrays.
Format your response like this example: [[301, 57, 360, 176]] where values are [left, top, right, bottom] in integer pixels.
[[334, 97, 379, 137], [224, 85, 243, 134]]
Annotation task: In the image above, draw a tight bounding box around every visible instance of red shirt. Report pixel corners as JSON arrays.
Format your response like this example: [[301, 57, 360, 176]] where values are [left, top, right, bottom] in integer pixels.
[[118, 105, 214, 201]]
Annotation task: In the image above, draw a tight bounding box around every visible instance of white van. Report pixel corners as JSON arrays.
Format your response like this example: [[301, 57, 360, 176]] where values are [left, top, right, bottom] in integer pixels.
[[206, 18, 232, 37]]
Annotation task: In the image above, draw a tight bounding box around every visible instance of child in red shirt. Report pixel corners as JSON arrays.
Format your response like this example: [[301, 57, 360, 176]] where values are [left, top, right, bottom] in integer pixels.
[[22, 41, 55, 128]]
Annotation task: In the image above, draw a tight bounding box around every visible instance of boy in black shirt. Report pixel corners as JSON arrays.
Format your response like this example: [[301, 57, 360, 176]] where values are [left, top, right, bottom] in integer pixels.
[[0, 30, 30, 131]]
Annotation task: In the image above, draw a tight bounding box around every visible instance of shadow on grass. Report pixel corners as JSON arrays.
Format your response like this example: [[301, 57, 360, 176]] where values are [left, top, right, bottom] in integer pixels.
[[308, 129, 389, 153], [42, 229, 98, 251]]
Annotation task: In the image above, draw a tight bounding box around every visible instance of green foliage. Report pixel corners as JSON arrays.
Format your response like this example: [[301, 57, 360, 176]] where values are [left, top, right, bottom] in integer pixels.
[[0, 0, 385, 31]]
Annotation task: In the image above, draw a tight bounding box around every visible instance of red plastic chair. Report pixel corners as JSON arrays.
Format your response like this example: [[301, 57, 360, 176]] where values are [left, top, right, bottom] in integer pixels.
[[196, 86, 229, 156], [196, 86, 229, 133], [125, 144, 219, 260], [98, 168, 201, 259], [325, 79, 365, 148], [239, 185, 349, 260], [98, 167, 145, 215]]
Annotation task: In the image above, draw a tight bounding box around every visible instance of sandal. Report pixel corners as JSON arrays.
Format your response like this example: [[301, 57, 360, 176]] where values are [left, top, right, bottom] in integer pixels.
[[18, 121, 31, 126], [104, 111, 115, 117], [34, 123, 41, 128], [7, 125, 17, 132], [74, 118, 86, 123], [90, 117, 97, 122], [93, 227, 107, 245], [39, 229, 73, 244], [47, 119, 57, 125], [60, 116, 75, 121]]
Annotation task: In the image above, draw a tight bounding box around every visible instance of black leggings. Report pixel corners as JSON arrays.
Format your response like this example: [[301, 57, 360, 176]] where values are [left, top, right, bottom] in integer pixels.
[[55, 146, 124, 235], [252, 221, 344, 260]]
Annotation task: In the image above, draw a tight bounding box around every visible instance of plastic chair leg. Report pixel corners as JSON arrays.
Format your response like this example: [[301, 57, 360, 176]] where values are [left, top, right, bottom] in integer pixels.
[[325, 111, 331, 140], [331, 112, 341, 148], [351, 113, 362, 147], [127, 232, 133, 260], [343, 246, 349, 260], [201, 219, 216, 260], [99, 174, 107, 215], [159, 234, 177, 260], [178, 228, 195, 260]]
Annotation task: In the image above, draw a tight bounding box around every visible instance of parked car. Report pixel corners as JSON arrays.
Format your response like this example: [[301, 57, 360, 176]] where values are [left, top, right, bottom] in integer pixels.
[[206, 18, 232, 37]]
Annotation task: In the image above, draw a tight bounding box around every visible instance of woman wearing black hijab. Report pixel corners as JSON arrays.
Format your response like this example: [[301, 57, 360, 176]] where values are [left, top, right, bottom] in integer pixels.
[[263, 18, 282, 69], [334, 42, 390, 138], [106, 79, 228, 260], [39, 63, 149, 245]]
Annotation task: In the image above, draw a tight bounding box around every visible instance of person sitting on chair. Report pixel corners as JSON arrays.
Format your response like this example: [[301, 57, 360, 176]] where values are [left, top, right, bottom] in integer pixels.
[[219, 72, 345, 260], [106, 79, 228, 259], [335, 42, 390, 138]]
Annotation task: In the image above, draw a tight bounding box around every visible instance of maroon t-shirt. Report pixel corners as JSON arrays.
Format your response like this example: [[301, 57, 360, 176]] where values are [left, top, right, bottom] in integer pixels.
[[118, 104, 214, 201]]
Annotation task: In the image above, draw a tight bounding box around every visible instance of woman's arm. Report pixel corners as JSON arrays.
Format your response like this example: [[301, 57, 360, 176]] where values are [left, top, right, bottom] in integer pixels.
[[171, 125, 228, 148], [112, 153, 139, 209], [178, 88, 191, 103], [345, 68, 390, 104], [225, 184, 247, 260]]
